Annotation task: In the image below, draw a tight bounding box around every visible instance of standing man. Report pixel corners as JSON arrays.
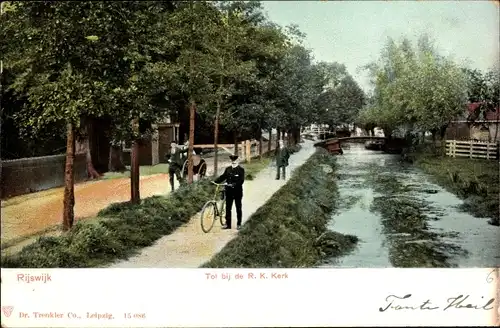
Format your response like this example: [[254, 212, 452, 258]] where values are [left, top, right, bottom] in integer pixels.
[[166, 140, 187, 192], [214, 154, 245, 230], [275, 140, 290, 180]]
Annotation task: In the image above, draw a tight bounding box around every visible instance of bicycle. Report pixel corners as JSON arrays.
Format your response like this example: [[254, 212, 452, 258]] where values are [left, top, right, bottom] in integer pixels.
[[200, 181, 227, 233]]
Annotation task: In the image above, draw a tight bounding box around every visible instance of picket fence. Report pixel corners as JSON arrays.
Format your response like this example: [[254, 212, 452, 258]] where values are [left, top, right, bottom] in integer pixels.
[[445, 140, 499, 160], [194, 138, 275, 162]]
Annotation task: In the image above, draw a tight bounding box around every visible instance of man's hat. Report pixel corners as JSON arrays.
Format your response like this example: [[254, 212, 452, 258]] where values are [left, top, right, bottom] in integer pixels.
[[229, 155, 239, 161]]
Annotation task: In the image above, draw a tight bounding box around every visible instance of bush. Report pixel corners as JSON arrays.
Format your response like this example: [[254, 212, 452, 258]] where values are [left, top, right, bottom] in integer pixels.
[[414, 155, 499, 220], [202, 148, 358, 268], [1, 179, 215, 268]]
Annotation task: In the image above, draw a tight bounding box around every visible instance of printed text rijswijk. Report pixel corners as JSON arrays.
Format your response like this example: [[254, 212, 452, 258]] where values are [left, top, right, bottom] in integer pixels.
[[17, 273, 52, 283]]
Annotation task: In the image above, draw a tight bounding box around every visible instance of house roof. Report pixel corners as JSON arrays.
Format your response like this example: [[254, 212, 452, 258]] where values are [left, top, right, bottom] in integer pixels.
[[467, 102, 500, 121]]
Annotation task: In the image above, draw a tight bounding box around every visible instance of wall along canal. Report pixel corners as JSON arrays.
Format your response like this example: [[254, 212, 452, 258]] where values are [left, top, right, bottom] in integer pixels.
[[319, 143, 500, 268]]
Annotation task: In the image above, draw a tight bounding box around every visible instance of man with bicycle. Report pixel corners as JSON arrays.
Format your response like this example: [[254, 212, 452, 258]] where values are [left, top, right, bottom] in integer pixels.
[[214, 154, 245, 230], [166, 140, 188, 192]]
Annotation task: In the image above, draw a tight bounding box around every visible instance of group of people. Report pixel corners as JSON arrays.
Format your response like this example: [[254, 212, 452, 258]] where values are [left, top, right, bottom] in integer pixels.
[[166, 138, 292, 230]]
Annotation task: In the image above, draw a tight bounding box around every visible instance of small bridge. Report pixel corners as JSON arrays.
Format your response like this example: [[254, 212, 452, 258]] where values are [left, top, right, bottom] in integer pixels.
[[314, 136, 387, 147]]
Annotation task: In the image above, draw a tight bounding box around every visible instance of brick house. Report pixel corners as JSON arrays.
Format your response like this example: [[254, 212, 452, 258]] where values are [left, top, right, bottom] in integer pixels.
[[446, 102, 500, 142]]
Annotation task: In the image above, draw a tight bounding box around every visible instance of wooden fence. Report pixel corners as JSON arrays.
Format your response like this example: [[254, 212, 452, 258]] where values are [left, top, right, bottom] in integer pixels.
[[445, 140, 499, 160], [1, 154, 88, 199], [194, 138, 274, 163]]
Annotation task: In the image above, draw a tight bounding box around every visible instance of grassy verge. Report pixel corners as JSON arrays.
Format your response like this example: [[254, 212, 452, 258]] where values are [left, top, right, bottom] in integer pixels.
[[202, 148, 358, 268], [244, 157, 272, 180], [409, 144, 499, 220], [0, 156, 277, 268]]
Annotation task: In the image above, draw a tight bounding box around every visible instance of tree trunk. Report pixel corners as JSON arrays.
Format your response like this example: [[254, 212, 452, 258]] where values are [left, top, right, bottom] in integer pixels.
[[187, 100, 196, 184], [213, 99, 221, 177], [293, 128, 300, 145], [258, 128, 263, 160], [233, 130, 238, 156], [108, 144, 126, 172], [81, 120, 100, 179], [84, 137, 100, 179], [130, 118, 140, 204], [276, 128, 280, 149], [62, 123, 76, 231], [268, 129, 272, 154]]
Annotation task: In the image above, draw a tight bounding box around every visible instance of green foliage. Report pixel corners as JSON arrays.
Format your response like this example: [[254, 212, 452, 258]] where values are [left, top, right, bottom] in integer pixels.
[[1, 0, 349, 147], [1, 1, 176, 142], [462, 67, 500, 121], [316, 62, 366, 129], [359, 35, 468, 137], [202, 148, 358, 268]]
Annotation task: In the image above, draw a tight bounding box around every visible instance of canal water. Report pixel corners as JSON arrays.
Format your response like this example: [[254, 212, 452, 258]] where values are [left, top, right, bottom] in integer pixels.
[[320, 143, 500, 268]]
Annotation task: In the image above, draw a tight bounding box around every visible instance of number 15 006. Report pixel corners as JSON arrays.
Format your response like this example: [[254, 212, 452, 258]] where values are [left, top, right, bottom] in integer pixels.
[[124, 312, 146, 319]]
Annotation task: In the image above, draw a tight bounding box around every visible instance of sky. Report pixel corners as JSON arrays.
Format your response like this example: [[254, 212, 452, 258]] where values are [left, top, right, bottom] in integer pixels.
[[261, 0, 500, 92]]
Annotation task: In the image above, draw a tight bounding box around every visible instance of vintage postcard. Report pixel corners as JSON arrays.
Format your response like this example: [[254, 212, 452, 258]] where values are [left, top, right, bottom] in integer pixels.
[[1, 0, 499, 327]]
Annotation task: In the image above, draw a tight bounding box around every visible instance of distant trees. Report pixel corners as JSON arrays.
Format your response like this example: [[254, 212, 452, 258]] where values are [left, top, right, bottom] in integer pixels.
[[462, 67, 500, 121], [316, 62, 365, 131], [358, 35, 468, 142]]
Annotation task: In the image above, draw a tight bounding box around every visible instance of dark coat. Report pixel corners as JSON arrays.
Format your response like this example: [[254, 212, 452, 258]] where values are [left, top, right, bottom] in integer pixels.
[[214, 165, 245, 192], [166, 148, 188, 168], [275, 147, 290, 167]]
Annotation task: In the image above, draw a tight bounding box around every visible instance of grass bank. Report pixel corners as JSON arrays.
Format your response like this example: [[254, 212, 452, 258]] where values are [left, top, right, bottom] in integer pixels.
[[408, 143, 499, 221], [202, 148, 358, 268], [0, 157, 275, 268]]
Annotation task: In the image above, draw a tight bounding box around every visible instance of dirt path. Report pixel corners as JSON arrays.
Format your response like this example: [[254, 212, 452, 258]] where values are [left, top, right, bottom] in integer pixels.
[[1, 174, 172, 244], [108, 141, 316, 268]]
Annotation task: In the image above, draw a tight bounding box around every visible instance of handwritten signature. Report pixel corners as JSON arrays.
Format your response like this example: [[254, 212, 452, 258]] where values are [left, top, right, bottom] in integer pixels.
[[379, 294, 495, 312], [380, 269, 497, 312]]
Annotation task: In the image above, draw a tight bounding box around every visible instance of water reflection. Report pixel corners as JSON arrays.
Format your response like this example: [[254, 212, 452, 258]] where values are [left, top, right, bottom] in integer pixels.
[[321, 143, 500, 268]]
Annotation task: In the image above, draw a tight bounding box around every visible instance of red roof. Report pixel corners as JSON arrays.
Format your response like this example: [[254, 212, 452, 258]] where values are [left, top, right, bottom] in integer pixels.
[[467, 102, 482, 113], [467, 102, 500, 121]]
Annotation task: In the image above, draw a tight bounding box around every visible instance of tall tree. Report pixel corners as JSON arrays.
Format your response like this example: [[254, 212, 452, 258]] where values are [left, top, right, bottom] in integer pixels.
[[359, 35, 467, 141], [209, 1, 257, 174], [164, 1, 221, 183], [1, 1, 176, 226]]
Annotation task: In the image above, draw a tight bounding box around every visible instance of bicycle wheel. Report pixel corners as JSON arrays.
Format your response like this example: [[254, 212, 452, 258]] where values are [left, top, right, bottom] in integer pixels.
[[181, 159, 188, 179], [198, 160, 207, 179], [218, 199, 226, 226], [200, 201, 217, 233]]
